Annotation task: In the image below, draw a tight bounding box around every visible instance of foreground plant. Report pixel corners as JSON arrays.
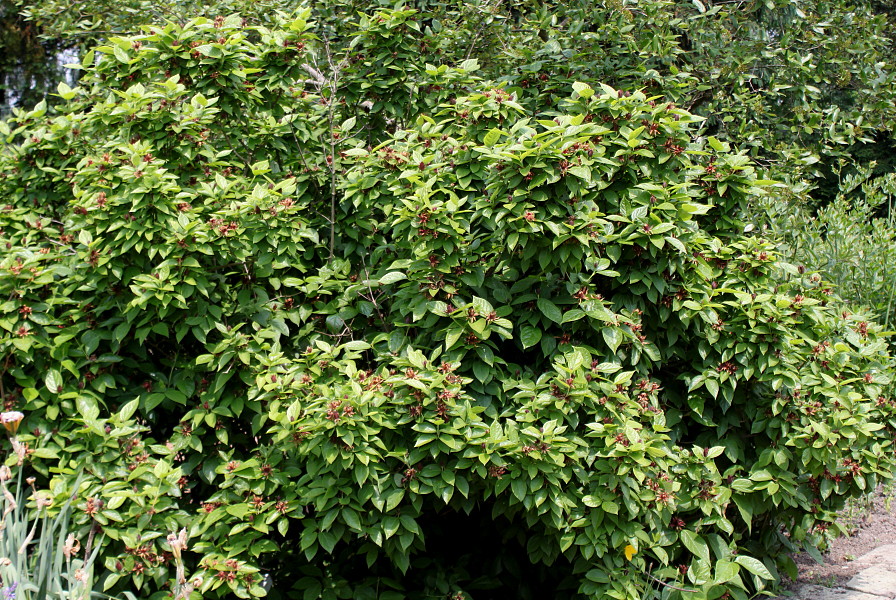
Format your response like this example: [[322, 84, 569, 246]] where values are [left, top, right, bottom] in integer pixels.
[[0, 413, 120, 600]]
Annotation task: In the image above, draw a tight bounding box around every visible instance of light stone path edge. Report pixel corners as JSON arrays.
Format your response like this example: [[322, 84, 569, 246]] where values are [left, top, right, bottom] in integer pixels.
[[783, 544, 896, 600]]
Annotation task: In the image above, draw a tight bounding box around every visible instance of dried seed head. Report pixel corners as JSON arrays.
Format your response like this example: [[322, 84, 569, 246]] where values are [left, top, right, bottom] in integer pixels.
[[10, 439, 26, 465], [167, 527, 189, 559], [63, 534, 81, 558]]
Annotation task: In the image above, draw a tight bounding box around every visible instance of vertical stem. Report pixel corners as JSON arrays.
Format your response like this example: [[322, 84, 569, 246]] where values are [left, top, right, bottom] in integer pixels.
[[330, 127, 337, 261], [0, 354, 8, 408], [317, 36, 343, 263]]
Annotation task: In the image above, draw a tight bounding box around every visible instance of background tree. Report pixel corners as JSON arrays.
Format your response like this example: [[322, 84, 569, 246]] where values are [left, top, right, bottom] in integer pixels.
[[0, 0, 74, 114]]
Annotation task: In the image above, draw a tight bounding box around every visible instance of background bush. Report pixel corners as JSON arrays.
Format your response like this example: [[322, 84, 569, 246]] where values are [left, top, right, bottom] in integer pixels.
[[0, 4, 893, 600], [753, 165, 896, 333]]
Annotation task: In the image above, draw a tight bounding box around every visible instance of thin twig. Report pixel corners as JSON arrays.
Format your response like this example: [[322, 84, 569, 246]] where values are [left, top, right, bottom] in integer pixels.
[[464, 0, 506, 61], [309, 36, 349, 262]]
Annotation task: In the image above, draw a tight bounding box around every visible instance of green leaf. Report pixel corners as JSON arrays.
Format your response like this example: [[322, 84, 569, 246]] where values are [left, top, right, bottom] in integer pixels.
[[568, 166, 592, 182], [459, 58, 479, 72], [383, 516, 399, 539], [804, 543, 825, 565], [113, 45, 129, 63], [680, 530, 710, 563], [270, 318, 289, 336], [472, 361, 491, 383], [342, 340, 371, 351], [82, 330, 100, 356], [76, 395, 99, 422], [483, 128, 502, 146], [511, 478, 526, 501], [519, 326, 543, 349], [342, 508, 361, 531], [444, 326, 463, 350], [707, 136, 728, 152], [118, 398, 139, 421], [57, 81, 76, 100], [665, 236, 686, 253], [45, 369, 63, 394], [379, 272, 407, 285], [735, 556, 773, 580], [250, 160, 271, 175], [602, 327, 622, 353], [731, 478, 753, 493], [714, 560, 739, 584], [343, 148, 369, 157], [572, 81, 594, 99], [385, 489, 404, 511], [561, 309, 586, 323], [226, 504, 251, 518], [536, 298, 563, 324]]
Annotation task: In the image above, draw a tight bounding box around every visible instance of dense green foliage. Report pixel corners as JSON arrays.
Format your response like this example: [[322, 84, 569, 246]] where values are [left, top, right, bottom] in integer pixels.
[[0, 3, 894, 600], [15, 0, 896, 174], [11, 0, 896, 327]]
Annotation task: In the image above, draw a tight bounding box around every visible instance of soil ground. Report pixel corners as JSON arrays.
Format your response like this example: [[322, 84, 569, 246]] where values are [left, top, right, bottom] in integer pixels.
[[782, 487, 896, 590]]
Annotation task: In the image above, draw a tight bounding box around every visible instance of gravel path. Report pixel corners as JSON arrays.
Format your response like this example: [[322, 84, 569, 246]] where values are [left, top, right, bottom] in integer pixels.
[[774, 489, 896, 600]]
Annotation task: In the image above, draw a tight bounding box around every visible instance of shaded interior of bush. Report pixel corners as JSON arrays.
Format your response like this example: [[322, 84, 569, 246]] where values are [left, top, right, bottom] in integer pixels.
[[268, 497, 580, 600], [407, 500, 578, 600]]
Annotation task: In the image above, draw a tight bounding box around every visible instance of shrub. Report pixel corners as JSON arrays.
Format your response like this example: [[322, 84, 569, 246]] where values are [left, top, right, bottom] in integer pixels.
[[0, 9, 893, 600], [754, 165, 896, 333]]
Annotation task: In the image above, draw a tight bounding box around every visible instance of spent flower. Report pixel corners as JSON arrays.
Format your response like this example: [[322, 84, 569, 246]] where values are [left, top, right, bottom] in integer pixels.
[[167, 528, 188, 559], [0, 414, 23, 437], [63, 534, 80, 559]]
